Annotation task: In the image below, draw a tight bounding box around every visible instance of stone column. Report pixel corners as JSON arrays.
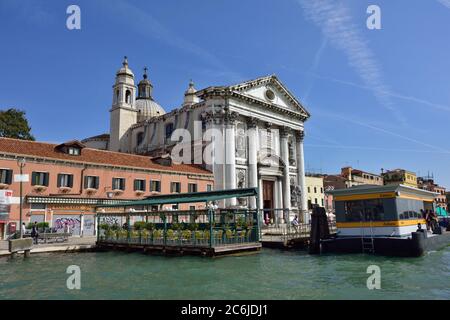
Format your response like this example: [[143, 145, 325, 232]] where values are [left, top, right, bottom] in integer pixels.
[[224, 108, 238, 207], [247, 117, 258, 209], [280, 127, 291, 213], [296, 130, 308, 222]]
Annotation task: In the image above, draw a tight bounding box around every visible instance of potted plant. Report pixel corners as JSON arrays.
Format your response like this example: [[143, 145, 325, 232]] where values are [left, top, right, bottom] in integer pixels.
[[181, 229, 192, 243]]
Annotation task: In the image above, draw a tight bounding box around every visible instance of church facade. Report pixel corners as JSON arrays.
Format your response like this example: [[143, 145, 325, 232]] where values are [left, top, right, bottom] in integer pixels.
[[83, 58, 311, 222]]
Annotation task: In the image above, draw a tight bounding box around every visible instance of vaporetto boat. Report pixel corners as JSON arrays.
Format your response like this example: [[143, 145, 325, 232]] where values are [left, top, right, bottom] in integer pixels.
[[321, 184, 450, 257]]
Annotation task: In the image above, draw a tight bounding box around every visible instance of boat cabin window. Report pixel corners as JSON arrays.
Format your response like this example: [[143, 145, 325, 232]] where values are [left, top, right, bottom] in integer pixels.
[[344, 199, 385, 222], [396, 198, 425, 220]]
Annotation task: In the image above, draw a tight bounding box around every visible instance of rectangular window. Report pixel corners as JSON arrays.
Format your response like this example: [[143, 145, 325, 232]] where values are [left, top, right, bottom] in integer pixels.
[[0, 169, 13, 184], [30, 203, 46, 210], [57, 174, 74, 188], [134, 179, 146, 192], [207, 184, 213, 192], [84, 176, 99, 189], [171, 182, 181, 193], [150, 180, 161, 192], [112, 178, 126, 191], [344, 199, 385, 222], [188, 183, 198, 193], [31, 172, 49, 186], [68, 147, 80, 155]]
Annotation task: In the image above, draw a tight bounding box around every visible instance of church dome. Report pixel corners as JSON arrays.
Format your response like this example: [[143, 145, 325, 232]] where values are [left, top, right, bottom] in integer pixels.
[[135, 99, 165, 121], [135, 67, 165, 121]]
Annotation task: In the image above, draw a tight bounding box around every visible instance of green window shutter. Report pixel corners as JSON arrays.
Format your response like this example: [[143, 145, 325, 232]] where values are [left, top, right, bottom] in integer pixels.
[[57, 174, 62, 188], [31, 172, 37, 186], [68, 175, 73, 188], [84, 176, 88, 189], [95, 177, 99, 189], [6, 169, 13, 184], [44, 173, 49, 186], [142, 180, 146, 192], [134, 180, 138, 191]]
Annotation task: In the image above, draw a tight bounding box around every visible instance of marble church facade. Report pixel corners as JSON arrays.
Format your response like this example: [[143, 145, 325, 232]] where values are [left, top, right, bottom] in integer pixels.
[[83, 58, 311, 222]]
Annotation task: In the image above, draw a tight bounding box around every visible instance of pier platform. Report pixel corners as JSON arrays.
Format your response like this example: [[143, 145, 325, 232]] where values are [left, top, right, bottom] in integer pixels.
[[97, 240, 261, 257]]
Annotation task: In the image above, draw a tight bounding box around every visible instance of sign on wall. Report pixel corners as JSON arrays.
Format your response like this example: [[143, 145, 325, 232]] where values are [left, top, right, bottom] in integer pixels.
[[0, 190, 12, 221]]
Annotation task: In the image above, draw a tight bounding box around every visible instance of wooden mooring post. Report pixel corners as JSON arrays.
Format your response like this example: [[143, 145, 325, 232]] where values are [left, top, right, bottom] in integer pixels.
[[309, 206, 330, 254]]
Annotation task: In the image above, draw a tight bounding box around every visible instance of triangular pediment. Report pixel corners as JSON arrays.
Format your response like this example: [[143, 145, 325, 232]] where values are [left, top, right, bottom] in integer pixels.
[[229, 75, 310, 118]]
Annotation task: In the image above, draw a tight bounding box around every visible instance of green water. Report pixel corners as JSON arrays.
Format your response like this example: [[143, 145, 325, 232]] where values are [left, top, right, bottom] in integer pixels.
[[1, 248, 449, 300]]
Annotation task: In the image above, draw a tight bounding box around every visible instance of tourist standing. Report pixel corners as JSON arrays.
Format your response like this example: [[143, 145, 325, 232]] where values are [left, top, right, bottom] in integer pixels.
[[31, 222, 38, 244], [64, 222, 71, 235], [21, 223, 26, 237], [291, 215, 300, 233]]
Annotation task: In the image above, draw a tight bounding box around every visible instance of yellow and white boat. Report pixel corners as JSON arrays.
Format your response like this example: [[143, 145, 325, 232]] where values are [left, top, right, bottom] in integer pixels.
[[322, 184, 450, 257]]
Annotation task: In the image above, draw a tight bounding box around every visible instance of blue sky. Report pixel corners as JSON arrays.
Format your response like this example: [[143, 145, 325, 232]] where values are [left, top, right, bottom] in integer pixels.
[[1, 0, 450, 187]]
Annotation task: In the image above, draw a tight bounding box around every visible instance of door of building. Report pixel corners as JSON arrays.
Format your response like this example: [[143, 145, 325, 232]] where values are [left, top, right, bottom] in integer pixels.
[[263, 180, 274, 223]]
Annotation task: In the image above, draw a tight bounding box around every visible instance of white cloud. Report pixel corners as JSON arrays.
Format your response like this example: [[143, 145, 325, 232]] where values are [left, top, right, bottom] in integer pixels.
[[297, 0, 406, 125], [105, 0, 243, 82], [309, 73, 450, 112], [438, 0, 450, 9]]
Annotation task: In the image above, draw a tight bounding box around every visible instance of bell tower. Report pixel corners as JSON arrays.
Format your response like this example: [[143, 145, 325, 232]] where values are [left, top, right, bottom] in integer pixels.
[[109, 56, 137, 152]]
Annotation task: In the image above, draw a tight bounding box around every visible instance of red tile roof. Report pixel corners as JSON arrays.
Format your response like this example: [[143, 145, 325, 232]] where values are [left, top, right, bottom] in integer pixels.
[[0, 138, 213, 176]]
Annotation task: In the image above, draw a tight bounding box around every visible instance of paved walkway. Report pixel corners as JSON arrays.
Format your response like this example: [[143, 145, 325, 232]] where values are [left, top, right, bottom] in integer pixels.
[[0, 236, 97, 257]]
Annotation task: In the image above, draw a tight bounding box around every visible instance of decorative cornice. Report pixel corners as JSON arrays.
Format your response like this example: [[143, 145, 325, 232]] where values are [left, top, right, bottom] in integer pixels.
[[198, 89, 308, 122], [296, 130, 305, 142], [246, 117, 259, 128], [280, 126, 292, 138]]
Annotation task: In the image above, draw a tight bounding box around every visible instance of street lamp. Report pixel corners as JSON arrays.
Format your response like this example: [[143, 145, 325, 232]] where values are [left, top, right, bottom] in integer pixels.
[[17, 158, 26, 238]]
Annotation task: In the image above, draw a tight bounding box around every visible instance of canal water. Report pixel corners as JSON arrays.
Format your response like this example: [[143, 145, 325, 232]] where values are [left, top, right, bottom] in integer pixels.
[[1, 247, 449, 300]]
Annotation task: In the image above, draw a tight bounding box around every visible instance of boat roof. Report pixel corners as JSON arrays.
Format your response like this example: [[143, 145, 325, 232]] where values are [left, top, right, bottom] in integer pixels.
[[329, 184, 437, 199]]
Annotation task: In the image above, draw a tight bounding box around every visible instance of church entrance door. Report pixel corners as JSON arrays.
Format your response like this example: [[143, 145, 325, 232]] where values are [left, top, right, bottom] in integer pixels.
[[263, 180, 274, 224]]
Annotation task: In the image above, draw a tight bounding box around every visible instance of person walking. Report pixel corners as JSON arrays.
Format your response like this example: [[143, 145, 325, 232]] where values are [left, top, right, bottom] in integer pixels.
[[21, 222, 26, 237], [291, 215, 300, 233], [31, 222, 39, 244]]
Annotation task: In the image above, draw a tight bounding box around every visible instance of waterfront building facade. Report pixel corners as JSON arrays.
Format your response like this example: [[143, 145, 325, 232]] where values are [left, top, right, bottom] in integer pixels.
[[418, 176, 447, 212], [305, 175, 324, 209], [0, 138, 214, 239], [382, 169, 418, 188], [322, 167, 383, 214], [83, 58, 311, 222]]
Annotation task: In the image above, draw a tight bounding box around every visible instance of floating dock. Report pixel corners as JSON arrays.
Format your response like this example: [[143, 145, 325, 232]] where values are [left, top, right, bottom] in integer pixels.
[[97, 240, 261, 257]]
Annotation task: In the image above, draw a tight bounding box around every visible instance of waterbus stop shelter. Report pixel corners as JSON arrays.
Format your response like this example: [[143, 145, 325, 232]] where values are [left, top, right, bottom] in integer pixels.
[[95, 188, 262, 256]]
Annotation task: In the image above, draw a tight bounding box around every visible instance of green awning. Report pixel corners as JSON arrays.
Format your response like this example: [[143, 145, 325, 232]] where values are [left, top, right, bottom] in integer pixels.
[[436, 206, 448, 217], [95, 187, 259, 208]]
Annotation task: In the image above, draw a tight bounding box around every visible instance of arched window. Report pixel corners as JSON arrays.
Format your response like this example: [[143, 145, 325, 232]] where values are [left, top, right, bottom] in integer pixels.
[[125, 90, 132, 104], [137, 132, 144, 146], [165, 123, 174, 142]]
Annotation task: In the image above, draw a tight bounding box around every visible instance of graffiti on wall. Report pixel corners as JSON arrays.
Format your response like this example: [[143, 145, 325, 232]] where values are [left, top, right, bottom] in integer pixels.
[[54, 217, 81, 231]]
